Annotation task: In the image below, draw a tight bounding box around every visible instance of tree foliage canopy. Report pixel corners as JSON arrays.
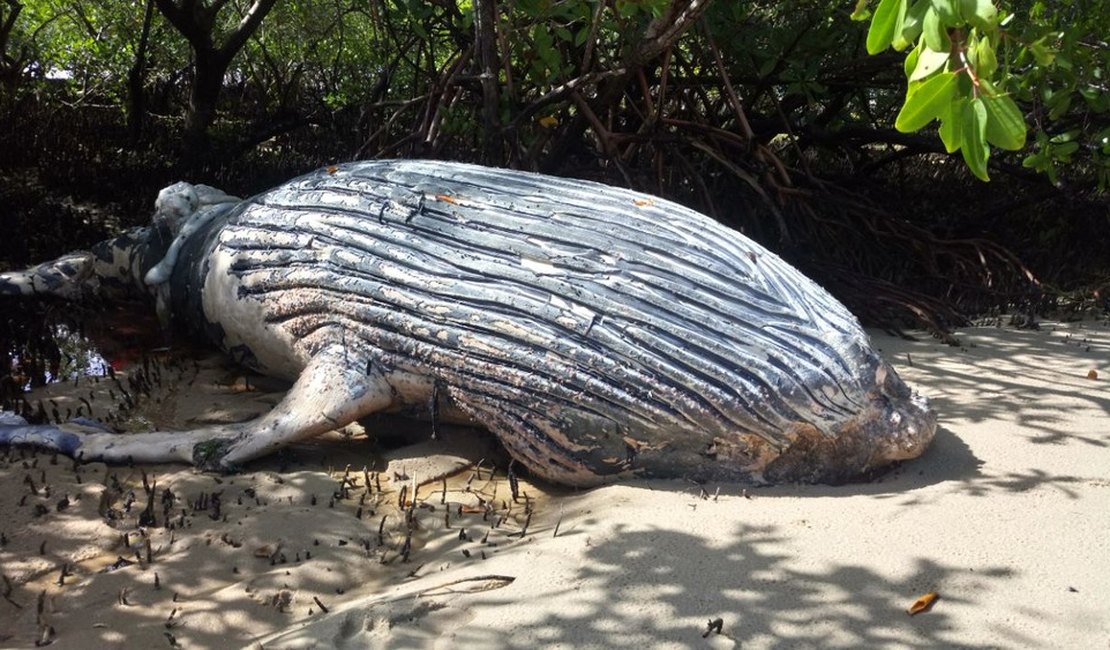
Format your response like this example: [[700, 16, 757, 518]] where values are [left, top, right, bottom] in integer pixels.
[[0, 0, 1106, 325], [2, 0, 1104, 184]]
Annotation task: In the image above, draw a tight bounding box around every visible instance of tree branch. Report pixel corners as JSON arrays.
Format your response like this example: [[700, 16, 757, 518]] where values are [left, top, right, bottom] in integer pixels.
[[0, 0, 23, 65], [474, 0, 500, 162], [220, 0, 279, 63], [634, 0, 713, 66], [154, 0, 212, 50]]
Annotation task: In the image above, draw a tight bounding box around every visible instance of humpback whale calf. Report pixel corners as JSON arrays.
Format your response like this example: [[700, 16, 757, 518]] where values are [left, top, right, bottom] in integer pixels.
[[0, 160, 936, 486]]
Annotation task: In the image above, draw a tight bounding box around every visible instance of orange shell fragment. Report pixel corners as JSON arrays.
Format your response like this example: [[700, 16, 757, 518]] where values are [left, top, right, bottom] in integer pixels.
[[907, 591, 939, 616]]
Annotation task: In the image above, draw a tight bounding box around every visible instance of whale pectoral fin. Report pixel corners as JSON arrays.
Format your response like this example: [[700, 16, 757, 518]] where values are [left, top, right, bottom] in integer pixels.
[[0, 344, 394, 470], [202, 344, 394, 470]]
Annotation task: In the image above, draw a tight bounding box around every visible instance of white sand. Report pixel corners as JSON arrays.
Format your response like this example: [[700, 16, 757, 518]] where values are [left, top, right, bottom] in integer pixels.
[[1, 321, 1107, 648]]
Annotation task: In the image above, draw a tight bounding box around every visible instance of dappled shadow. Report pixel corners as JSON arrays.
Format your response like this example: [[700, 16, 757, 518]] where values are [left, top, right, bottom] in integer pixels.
[[874, 325, 1109, 448], [0, 434, 539, 648], [2, 323, 1106, 646], [863, 325, 1110, 498], [446, 522, 1015, 648]]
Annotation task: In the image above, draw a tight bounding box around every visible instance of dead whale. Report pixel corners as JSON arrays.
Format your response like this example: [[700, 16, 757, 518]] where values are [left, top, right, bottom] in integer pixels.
[[0, 160, 936, 486]]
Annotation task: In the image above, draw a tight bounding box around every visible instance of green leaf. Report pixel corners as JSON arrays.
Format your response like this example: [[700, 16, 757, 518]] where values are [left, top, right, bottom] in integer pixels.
[[646, 0, 670, 18], [939, 97, 965, 153], [851, 0, 872, 21], [1049, 130, 1080, 145], [904, 44, 922, 77], [956, 69, 974, 95], [1053, 141, 1079, 157], [896, 71, 958, 132], [574, 26, 590, 47], [980, 79, 1026, 150], [516, 0, 543, 17], [533, 25, 559, 72], [922, 6, 950, 52], [961, 97, 990, 180], [930, 0, 958, 22], [910, 45, 951, 81], [976, 35, 998, 77], [958, 0, 997, 31], [1047, 90, 1073, 121], [1028, 40, 1055, 66], [895, 0, 929, 51], [1080, 86, 1105, 108], [867, 0, 906, 54]]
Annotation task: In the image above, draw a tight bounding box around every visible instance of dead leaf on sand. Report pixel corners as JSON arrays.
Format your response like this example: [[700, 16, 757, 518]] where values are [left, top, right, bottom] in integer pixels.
[[907, 591, 940, 616]]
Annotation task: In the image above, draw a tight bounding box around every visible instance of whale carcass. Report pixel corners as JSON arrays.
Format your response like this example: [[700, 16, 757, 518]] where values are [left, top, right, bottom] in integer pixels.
[[0, 160, 936, 486]]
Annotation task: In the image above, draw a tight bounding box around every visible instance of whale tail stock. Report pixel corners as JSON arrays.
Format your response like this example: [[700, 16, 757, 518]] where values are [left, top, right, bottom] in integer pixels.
[[0, 181, 241, 303]]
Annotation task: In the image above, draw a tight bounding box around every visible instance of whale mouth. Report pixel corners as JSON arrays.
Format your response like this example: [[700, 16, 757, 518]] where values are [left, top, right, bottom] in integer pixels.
[[869, 359, 938, 463], [869, 391, 938, 463], [760, 358, 938, 485]]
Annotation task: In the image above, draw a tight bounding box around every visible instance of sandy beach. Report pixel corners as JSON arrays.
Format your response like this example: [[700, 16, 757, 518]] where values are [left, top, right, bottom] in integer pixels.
[[0, 320, 1107, 649]]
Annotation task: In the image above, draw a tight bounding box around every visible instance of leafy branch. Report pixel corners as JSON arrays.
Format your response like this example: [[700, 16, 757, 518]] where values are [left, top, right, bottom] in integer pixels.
[[856, 0, 1026, 181]]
